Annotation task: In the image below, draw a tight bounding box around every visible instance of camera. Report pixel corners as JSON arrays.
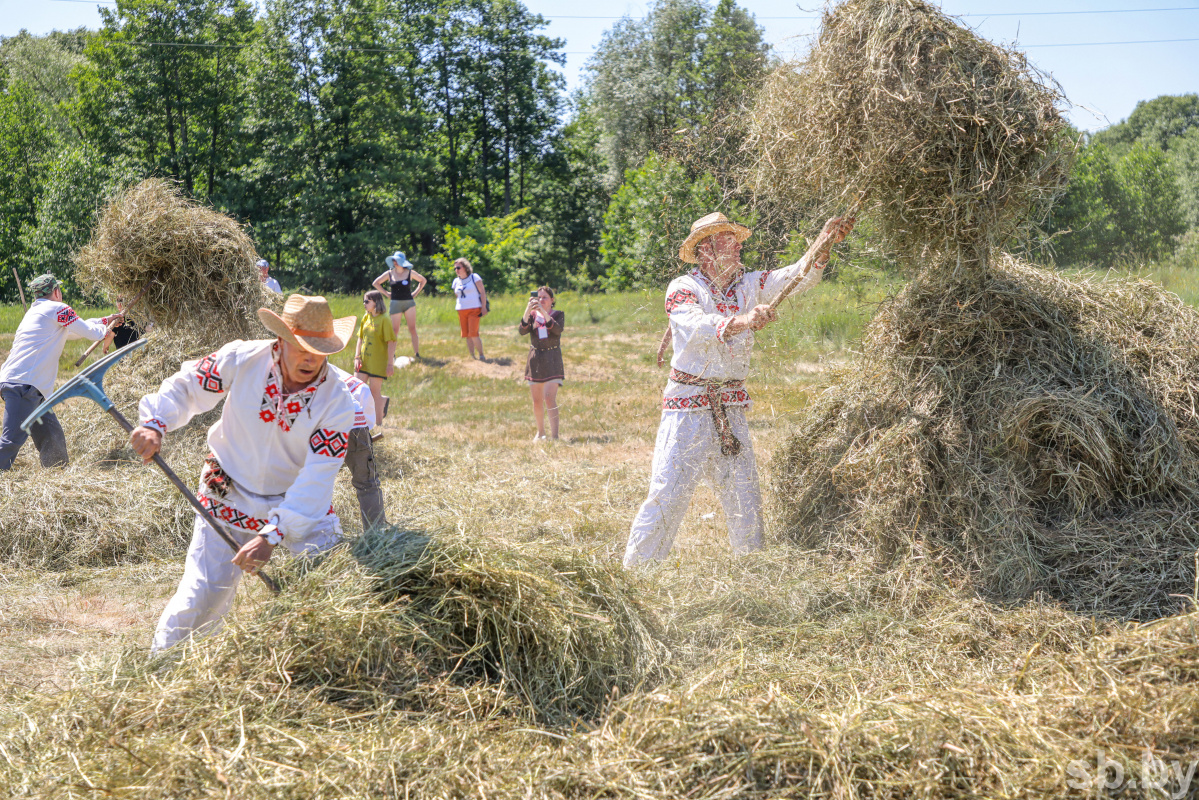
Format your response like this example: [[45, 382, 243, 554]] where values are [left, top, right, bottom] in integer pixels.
[[530, 291, 539, 298]]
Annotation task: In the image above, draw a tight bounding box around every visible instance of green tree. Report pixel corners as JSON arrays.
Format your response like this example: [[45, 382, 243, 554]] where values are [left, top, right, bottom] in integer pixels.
[[431, 208, 540, 292], [1112, 142, 1186, 261], [1169, 127, 1199, 230], [73, 0, 256, 201], [0, 83, 56, 302], [0, 28, 91, 141], [585, 0, 767, 188], [241, 0, 429, 288], [600, 153, 723, 289], [1094, 94, 1199, 154], [1048, 140, 1185, 266]]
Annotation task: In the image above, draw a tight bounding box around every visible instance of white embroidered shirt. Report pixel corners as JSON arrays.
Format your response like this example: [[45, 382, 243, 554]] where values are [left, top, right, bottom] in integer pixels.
[[0, 298, 115, 399], [138, 339, 357, 542], [662, 259, 823, 411], [328, 364, 374, 430]]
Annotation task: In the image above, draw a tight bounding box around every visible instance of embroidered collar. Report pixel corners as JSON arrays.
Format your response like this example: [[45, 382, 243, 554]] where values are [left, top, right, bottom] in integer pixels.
[[691, 267, 743, 299], [258, 342, 328, 432]]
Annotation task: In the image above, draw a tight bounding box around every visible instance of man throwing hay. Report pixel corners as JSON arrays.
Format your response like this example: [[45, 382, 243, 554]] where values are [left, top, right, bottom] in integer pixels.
[[1, 273, 120, 471], [623, 212, 853, 568], [130, 295, 357, 651]]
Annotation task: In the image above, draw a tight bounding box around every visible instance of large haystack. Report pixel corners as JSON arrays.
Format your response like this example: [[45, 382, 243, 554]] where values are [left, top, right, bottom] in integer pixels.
[[74, 178, 266, 328], [746, 0, 1072, 272], [775, 256, 1199, 620]]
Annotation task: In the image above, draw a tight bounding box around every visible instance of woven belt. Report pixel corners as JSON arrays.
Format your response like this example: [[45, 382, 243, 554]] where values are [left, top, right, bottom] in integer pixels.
[[531, 345, 560, 351], [669, 368, 743, 456], [200, 453, 232, 498]]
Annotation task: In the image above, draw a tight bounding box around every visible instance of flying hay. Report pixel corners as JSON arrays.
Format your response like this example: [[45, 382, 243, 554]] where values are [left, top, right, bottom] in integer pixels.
[[774, 256, 1199, 620], [74, 178, 266, 328], [746, 0, 1073, 273]]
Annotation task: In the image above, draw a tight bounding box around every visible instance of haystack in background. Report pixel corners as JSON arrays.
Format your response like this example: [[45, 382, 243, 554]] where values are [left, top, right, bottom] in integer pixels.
[[775, 256, 1199, 620], [62, 179, 276, 463], [746, 0, 1072, 273], [74, 178, 266, 328]]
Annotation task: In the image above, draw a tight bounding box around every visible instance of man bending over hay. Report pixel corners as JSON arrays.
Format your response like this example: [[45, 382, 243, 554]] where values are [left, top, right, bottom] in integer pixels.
[[1, 273, 121, 471], [130, 295, 358, 652], [623, 213, 853, 567]]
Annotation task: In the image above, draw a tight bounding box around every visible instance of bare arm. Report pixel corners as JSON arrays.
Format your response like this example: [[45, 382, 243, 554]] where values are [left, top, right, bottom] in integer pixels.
[[372, 271, 392, 300], [476, 278, 488, 316], [410, 270, 427, 297]]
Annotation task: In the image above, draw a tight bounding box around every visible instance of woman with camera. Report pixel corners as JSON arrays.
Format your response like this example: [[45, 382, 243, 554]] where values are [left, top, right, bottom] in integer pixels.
[[519, 286, 565, 441]]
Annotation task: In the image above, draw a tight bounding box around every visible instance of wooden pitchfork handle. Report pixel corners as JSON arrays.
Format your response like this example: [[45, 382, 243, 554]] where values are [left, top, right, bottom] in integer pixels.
[[767, 206, 861, 312], [112, 407, 280, 594], [13, 267, 27, 310], [75, 284, 150, 367]]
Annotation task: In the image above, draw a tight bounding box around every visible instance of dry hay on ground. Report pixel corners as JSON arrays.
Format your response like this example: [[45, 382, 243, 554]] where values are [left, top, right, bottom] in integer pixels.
[[3, 530, 1198, 797], [0, 462, 195, 570], [746, 0, 1072, 270], [774, 254, 1199, 620], [74, 178, 267, 328], [0, 528, 669, 796]]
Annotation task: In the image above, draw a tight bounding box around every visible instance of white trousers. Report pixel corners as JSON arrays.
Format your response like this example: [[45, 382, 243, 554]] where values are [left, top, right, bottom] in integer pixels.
[[152, 483, 342, 652], [624, 408, 763, 567]]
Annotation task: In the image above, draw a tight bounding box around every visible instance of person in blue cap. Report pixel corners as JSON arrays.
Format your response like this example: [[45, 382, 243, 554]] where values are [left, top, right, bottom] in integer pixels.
[[0, 273, 121, 470], [258, 259, 282, 294], [372, 250, 427, 359]]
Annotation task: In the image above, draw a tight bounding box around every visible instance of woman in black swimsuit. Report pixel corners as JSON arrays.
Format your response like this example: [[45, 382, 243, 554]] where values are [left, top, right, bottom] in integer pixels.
[[372, 250, 427, 359]]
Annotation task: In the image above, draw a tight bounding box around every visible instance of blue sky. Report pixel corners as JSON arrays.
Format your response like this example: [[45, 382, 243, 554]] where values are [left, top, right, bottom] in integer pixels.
[[3, 0, 1197, 131]]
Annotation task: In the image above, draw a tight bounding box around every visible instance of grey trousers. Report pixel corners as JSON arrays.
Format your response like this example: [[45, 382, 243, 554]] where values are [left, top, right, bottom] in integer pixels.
[[345, 427, 387, 530], [0, 382, 69, 471]]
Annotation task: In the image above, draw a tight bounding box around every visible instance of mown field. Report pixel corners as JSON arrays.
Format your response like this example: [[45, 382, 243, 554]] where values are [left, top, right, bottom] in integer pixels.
[[2, 269, 1198, 798]]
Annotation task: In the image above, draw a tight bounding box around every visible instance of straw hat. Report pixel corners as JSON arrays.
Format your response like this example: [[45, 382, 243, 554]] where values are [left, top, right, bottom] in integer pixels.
[[257, 295, 356, 355], [678, 212, 752, 264], [384, 250, 413, 270]]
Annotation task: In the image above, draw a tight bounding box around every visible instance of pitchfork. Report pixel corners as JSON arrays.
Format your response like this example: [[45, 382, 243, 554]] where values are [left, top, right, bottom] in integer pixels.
[[22, 340, 279, 593]]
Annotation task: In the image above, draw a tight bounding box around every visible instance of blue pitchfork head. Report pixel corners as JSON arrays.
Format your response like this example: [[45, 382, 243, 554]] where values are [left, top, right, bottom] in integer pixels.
[[21, 338, 148, 434]]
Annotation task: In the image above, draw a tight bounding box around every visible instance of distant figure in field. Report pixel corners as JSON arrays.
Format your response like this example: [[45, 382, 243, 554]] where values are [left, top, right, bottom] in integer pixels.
[[451, 258, 488, 360], [372, 250, 427, 360], [519, 286, 565, 441], [623, 212, 853, 568], [0, 273, 120, 471], [353, 289, 394, 438], [259, 259, 282, 294]]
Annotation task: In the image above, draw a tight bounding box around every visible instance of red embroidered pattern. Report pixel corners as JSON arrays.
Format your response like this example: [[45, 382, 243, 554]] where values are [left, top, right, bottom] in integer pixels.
[[759, 270, 772, 290], [665, 289, 700, 314], [194, 354, 224, 393], [56, 307, 79, 327], [198, 495, 266, 532], [259, 374, 319, 431], [716, 317, 734, 342], [662, 388, 750, 410], [142, 417, 168, 434], [714, 302, 740, 314], [309, 428, 349, 458]]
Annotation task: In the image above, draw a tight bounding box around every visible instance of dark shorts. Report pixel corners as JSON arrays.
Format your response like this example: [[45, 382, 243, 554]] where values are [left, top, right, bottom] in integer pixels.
[[390, 298, 416, 315]]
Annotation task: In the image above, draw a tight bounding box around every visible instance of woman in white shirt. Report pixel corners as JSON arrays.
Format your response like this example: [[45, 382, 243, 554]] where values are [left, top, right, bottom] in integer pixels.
[[450, 258, 488, 360]]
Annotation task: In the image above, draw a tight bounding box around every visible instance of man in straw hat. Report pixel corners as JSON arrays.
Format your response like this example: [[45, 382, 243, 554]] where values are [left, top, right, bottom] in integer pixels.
[[1, 273, 121, 471], [130, 294, 359, 651], [623, 212, 853, 568]]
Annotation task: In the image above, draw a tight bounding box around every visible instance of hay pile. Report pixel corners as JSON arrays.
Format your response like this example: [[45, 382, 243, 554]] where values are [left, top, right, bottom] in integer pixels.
[[74, 178, 266, 328], [5, 529, 1199, 798], [775, 255, 1199, 620], [746, 0, 1072, 271], [0, 529, 669, 796]]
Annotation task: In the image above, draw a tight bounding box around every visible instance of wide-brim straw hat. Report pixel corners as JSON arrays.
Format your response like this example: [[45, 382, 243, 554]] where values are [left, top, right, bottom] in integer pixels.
[[678, 212, 752, 264], [257, 294, 356, 355], [384, 250, 413, 270]]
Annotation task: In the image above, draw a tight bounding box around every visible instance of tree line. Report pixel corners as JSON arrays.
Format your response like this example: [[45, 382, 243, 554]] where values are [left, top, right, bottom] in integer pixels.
[[0, 0, 1195, 306]]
